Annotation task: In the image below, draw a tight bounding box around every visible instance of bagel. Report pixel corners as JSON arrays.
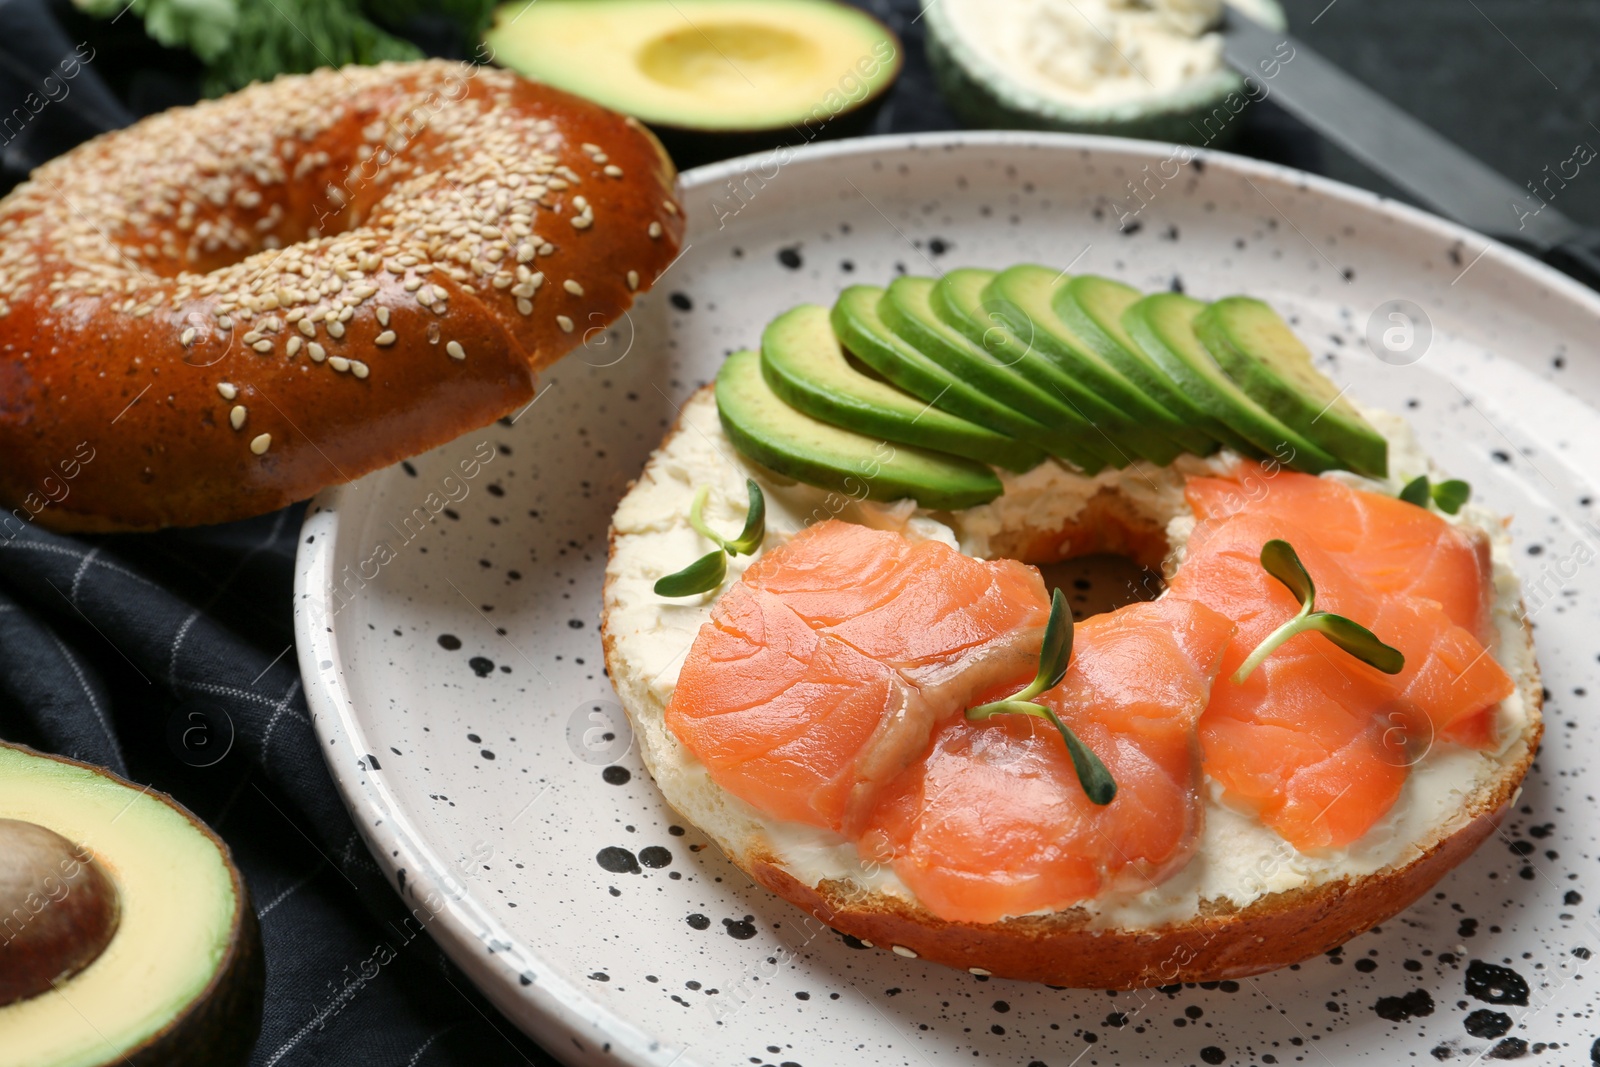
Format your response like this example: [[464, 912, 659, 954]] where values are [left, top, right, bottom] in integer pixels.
[[0, 60, 683, 532], [601, 385, 1541, 988]]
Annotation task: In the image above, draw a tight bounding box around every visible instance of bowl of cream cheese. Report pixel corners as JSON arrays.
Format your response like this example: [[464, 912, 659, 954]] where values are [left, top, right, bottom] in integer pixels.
[[924, 0, 1287, 143]]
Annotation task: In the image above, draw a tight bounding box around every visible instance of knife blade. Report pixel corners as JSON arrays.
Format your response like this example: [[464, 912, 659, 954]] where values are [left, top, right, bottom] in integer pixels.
[[1220, 10, 1600, 287]]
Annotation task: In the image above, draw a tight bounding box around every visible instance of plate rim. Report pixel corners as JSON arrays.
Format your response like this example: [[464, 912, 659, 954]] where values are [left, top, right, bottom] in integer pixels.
[[292, 128, 1600, 1067]]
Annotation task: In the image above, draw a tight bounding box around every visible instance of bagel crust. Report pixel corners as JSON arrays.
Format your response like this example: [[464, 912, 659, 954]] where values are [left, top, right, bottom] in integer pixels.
[[0, 61, 683, 532], [603, 386, 1544, 988]]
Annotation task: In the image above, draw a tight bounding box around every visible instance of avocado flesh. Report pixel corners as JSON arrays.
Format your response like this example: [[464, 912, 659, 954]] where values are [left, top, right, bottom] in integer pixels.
[[982, 265, 1219, 459], [718, 349, 1003, 510], [761, 304, 1043, 472], [931, 267, 1180, 467], [1053, 275, 1238, 456], [829, 287, 1076, 465], [879, 277, 1114, 472], [1123, 293, 1343, 474], [487, 0, 899, 132], [0, 744, 261, 1067], [1196, 296, 1389, 478]]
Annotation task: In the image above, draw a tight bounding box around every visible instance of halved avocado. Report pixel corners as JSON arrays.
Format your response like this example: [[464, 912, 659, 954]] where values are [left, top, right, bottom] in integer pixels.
[[717, 349, 1002, 510], [1123, 293, 1343, 474], [879, 277, 1112, 473], [930, 267, 1179, 466], [0, 743, 263, 1067], [1195, 297, 1389, 478], [829, 286, 1069, 464], [761, 304, 1043, 472], [486, 0, 901, 164]]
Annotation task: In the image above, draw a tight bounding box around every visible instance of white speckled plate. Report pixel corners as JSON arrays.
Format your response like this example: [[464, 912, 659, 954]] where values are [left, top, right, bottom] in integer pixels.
[[294, 133, 1600, 1067]]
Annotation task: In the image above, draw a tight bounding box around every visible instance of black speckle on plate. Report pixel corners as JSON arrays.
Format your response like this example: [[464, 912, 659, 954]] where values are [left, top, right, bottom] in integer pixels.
[[777, 246, 803, 270], [596, 846, 640, 874], [638, 846, 672, 868], [1374, 989, 1434, 1021], [602, 765, 631, 785], [438, 634, 461, 650], [1465, 960, 1530, 1005], [468, 656, 495, 677]]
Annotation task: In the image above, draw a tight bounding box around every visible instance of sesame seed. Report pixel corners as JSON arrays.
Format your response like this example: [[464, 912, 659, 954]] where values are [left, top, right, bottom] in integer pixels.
[[375, 330, 396, 346], [297, 318, 316, 338], [626, 270, 638, 291], [604, 165, 623, 178], [563, 279, 583, 296], [181, 327, 197, 346], [516, 297, 532, 315], [229, 405, 247, 430], [329, 355, 351, 372], [446, 340, 465, 360], [376, 307, 390, 326], [308, 342, 326, 362], [648, 222, 662, 239], [252, 338, 273, 353], [287, 336, 303, 356], [250, 433, 271, 455], [242, 330, 262, 345], [328, 321, 346, 339], [516, 243, 536, 263], [892, 945, 918, 958], [556, 314, 574, 333], [351, 360, 369, 379], [968, 967, 991, 976], [217, 382, 237, 400], [663, 200, 678, 215], [571, 215, 592, 230], [539, 242, 556, 256]]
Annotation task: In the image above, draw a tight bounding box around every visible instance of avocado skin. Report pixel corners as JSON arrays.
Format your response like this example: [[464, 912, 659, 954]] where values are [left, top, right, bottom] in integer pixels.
[[0, 744, 265, 1067]]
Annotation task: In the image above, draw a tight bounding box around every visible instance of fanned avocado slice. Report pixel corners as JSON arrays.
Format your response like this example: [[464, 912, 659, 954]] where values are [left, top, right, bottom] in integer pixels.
[[1123, 293, 1343, 474], [717, 349, 1003, 510], [1195, 297, 1389, 478], [829, 286, 1087, 470], [761, 305, 1043, 472], [0, 742, 263, 1067], [931, 267, 1180, 466], [981, 265, 1213, 459], [1055, 275, 1248, 456], [879, 276, 1120, 471]]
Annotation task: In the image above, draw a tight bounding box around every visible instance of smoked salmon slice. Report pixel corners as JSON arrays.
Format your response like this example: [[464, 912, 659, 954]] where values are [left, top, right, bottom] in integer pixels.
[[1186, 466, 1494, 639], [861, 598, 1235, 924], [666, 521, 1050, 834], [1169, 503, 1512, 849]]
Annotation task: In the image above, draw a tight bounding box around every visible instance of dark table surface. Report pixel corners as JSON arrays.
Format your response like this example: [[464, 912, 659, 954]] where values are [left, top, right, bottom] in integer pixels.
[[0, 1, 1595, 1065]]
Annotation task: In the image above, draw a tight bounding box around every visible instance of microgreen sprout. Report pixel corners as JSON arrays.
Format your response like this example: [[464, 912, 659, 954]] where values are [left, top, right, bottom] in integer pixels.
[[1399, 475, 1471, 515], [965, 588, 1117, 806], [653, 480, 766, 597], [1232, 539, 1405, 684]]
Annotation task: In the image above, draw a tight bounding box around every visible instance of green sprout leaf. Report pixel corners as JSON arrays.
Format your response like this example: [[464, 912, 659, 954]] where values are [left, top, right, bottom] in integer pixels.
[[965, 589, 1116, 806], [725, 480, 766, 555], [1399, 475, 1432, 508], [652, 549, 727, 598], [1233, 539, 1405, 682], [656, 481, 768, 597], [1432, 479, 1471, 515]]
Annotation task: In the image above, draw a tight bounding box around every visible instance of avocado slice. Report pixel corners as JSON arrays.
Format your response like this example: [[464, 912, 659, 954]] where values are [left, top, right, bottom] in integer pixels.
[[879, 276, 1117, 471], [0, 742, 263, 1067], [1123, 293, 1343, 474], [981, 265, 1222, 459], [1052, 275, 1250, 456], [486, 0, 899, 137], [761, 304, 1043, 473], [931, 267, 1180, 466], [717, 349, 1002, 510], [829, 286, 1081, 468], [1195, 297, 1389, 478]]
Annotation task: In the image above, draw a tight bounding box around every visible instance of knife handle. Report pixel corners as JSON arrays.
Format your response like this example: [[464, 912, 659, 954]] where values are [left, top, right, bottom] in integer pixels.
[[1544, 232, 1600, 292]]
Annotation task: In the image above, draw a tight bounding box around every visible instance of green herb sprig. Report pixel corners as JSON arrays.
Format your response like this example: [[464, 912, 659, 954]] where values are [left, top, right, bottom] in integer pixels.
[[1399, 475, 1470, 515], [965, 588, 1117, 806], [1232, 540, 1405, 683], [653, 480, 766, 597]]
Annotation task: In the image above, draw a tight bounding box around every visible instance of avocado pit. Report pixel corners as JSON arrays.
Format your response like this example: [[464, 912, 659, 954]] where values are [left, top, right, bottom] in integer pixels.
[[0, 818, 120, 1007]]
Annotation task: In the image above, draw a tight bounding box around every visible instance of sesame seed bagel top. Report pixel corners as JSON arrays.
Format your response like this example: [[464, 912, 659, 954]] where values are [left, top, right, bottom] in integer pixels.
[[0, 60, 684, 532]]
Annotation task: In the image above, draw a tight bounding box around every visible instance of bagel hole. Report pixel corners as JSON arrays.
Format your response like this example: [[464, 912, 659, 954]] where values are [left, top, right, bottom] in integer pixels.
[[1036, 554, 1165, 622]]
